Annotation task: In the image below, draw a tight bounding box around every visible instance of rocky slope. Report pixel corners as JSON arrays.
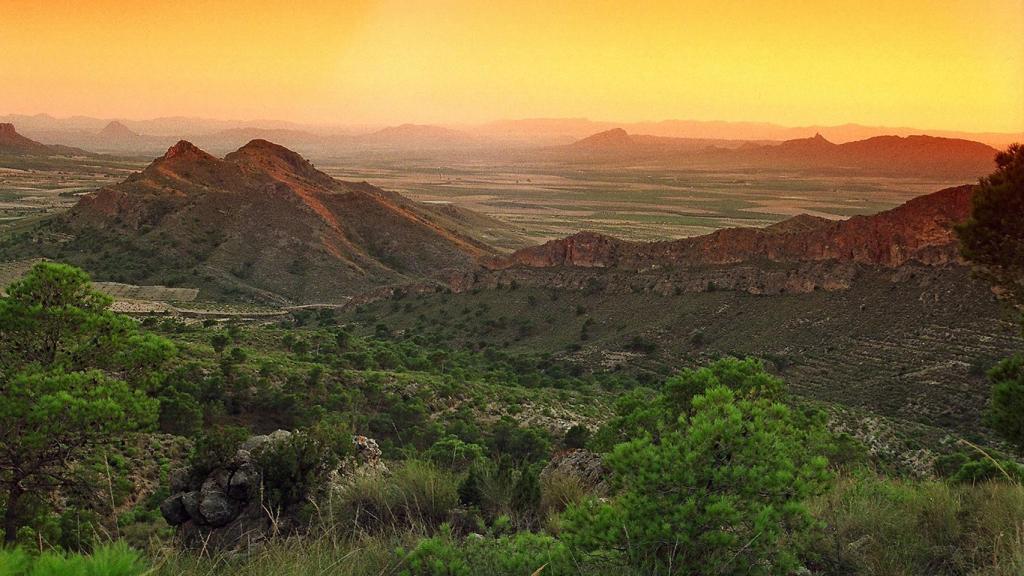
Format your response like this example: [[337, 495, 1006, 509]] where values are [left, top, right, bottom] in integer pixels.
[[64, 139, 503, 302], [485, 185, 973, 269], [472, 185, 976, 296]]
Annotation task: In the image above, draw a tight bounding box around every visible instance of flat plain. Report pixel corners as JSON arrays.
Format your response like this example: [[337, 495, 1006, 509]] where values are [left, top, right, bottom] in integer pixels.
[[319, 154, 969, 242]]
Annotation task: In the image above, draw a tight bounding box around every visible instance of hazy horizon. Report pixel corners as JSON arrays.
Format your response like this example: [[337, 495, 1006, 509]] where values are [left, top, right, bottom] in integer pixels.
[[2, 0, 1022, 134]]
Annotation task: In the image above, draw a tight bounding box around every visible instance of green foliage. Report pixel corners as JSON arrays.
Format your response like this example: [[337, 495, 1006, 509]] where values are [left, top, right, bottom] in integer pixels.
[[510, 465, 541, 525], [956, 143, 1024, 284], [487, 419, 551, 464], [425, 436, 485, 471], [0, 542, 147, 576], [0, 263, 173, 542], [255, 421, 353, 510], [188, 426, 249, 478], [949, 455, 1024, 485], [592, 357, 785, 451], [809, 473, 1024, 575], [400, 531, 574, 576], [564, 385, 832, 575], [986, 354, 1024, 455], [561, 424, 589, 450], [210, 333, 229, 353], [399, 533, 470, 576], [335, 461, 459, 533]]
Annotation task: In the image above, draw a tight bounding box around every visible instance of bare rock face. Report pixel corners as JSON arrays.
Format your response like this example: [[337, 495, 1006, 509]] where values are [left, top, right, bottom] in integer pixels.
[[485, 186, 973, 271], [160, 430, 384, 551], [350, 435, 388, 476], [540, 449, 609, 494], [474, 186, 975, 296]]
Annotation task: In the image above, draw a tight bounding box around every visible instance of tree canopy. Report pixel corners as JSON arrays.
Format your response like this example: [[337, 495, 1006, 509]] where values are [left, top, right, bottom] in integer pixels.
[[0, 262, 174, 543], [956, 143, 1024, 297]]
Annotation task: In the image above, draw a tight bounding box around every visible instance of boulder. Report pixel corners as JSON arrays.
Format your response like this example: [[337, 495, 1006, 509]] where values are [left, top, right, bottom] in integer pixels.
[[160, 493, 189, 526], [227, 465, 257, 500], [540, 449, 609, 494], [160, 429, 380, 550], [198, 478, 238, 527]]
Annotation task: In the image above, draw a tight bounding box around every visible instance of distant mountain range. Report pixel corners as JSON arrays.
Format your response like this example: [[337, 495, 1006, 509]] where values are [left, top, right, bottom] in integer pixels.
[[3, 113, 1020, 153], [554, 129, 997, 177], [0, 123, 91, 157], [476, 118, 1024, 148]]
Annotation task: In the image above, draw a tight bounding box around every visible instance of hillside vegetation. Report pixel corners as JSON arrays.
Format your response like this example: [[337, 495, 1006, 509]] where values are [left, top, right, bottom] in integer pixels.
[[0, 146, 1022, 575]]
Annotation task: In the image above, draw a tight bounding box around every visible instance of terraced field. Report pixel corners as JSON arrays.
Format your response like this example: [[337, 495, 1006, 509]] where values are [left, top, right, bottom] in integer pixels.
[[0, 155, 142, 232]]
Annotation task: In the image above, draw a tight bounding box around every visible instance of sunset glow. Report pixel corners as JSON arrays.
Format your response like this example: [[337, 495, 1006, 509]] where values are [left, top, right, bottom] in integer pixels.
[[2, 0, 1022, 131]]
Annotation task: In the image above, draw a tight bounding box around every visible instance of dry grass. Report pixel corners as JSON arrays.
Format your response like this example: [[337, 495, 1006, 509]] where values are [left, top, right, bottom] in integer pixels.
[[808, 472, 1024, 575]]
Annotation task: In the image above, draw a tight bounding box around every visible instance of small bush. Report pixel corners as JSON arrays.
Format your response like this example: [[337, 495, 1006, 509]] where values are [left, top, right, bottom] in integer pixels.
[[564, 386, 831, 575], [400, 531, 574, 576], [188, 425, 249, 478], [334, 461, 458, 533], [425, 436, 485, 471], [808, 472, 1024, 575], [255, 422, 353, 510], [562, 425, 589, 450], [540, 472, 588, 517], [0, 543, 147, 576]]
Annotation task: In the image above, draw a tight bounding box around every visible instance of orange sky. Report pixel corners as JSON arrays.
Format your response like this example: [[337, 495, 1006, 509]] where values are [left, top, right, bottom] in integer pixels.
[[2, 0, 1022, 132]]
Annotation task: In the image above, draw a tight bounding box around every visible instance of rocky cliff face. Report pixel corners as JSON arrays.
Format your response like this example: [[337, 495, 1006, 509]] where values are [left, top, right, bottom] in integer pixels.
[[473, 185, 975, 296], [485, 186, 973, 270]]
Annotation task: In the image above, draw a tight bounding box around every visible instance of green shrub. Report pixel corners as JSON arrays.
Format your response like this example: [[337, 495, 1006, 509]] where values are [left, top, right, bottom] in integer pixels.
[[510, 465, 542, 528], [425, 436, 485, 471], [986, 355, 1024, 455], [255, 421, 353, 510], [950, 455, 1024, 484], [540, 472, 588, 518], [188, 425, 249, 478], [400, 531, 574, 576], [562, 425, 590, 450], [564, 386, 831, 575], [398, 533, 470, 576], [0, 543, 146, 576], [389, 461, 460, 527]]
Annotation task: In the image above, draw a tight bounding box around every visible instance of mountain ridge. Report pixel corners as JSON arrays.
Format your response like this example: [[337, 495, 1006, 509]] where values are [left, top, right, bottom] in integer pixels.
[[483, 184, 975, 271], [60, 139, 506, 302], [560, 129, 997, 177]]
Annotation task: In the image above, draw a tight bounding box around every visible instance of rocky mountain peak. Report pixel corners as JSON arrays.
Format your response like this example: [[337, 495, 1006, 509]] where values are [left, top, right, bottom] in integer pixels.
[[99, 120, 138, 138], [571, 128, 634, 148], [225, 139, 337, 189], [161, 140, 214, 161]]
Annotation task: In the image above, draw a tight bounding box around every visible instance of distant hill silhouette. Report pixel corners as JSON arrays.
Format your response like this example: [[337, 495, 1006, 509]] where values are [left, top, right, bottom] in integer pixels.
[[356, 124, 480, 149], [0, 123, 91, 156], [561, 129, 997, 177]]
